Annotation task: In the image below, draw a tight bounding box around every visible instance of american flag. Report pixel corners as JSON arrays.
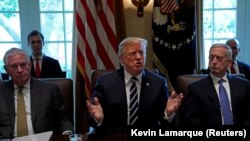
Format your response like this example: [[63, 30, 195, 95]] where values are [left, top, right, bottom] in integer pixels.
[[160, 0, 179, 14], [75, 0, 119, 99]]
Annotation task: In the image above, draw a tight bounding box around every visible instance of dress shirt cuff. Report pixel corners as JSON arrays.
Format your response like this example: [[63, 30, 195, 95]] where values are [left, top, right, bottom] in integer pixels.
[[62, 130, 72, 135], [95, 116, 104, 126], [164, 109, 175, 122]]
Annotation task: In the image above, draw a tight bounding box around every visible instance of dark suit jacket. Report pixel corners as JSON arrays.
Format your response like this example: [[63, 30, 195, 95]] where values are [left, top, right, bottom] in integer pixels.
[[90, 69, 171, 134], [0, 78, 73, 138], [30, 55, 64, 78], [181, 74, 250, 126], [238, 60, 250, 81]]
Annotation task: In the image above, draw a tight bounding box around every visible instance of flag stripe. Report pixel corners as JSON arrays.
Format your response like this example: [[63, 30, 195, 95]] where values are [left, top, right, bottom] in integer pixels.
[[76, 0, 119, 98], [160, 0, 179, 14], [83, 0, 116, 69], [76, 12, 97, 69]]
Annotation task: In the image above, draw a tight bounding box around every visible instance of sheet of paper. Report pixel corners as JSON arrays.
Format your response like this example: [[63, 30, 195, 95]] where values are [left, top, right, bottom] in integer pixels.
[[12, 131, 53, 141]]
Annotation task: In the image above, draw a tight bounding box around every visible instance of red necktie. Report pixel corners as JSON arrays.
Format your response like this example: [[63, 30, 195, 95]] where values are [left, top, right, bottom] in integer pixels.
[[35, 58, 41, 78], [230, 62, 236, 74]]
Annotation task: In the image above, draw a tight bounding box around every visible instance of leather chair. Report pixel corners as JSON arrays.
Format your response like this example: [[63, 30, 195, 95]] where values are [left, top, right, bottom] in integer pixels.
[[176, 73, 245, 97], [1, 73, 10, 81], [39, 78, 85, 134], [39, 78, 74, 119]]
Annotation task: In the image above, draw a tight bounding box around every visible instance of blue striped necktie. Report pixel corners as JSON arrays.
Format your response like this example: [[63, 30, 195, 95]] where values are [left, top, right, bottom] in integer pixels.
[[218, 79, 233, 125], [129, 77, 139, 125]]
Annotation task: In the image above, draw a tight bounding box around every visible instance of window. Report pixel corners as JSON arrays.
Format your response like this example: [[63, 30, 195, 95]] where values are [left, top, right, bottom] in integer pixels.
[[202, 0, 237, 68], [0, 0, 73, 78], [0, 0, 21, 71]]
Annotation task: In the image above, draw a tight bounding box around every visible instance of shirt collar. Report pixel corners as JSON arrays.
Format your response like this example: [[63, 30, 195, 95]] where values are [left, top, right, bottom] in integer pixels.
[[210, 73, 228, 83], [14, 78, 31, 89], [32, 54, 43, 60], [124, 69, 142, 85]]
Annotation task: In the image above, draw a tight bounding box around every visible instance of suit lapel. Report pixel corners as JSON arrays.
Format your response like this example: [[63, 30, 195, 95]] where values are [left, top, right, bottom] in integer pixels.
[[227, 75, 238, 113], [237, 61, 245, 74], [30, 56, 36, 77], [30, 79, 41, 125], [3, 81, 15, 130], [138, 70, 151, 111], [203, 77, 221, 112], [40, 55, 48, 76], [116, 70, 128, 116]]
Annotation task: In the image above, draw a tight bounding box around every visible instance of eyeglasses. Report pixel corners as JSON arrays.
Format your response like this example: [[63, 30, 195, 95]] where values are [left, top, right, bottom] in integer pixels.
[[8, 62, 29, 70]]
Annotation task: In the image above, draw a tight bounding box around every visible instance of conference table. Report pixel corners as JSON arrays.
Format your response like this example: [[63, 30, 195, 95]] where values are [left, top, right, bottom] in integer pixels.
[[52, 134, 87, 141], [52, 133, 127, 141]]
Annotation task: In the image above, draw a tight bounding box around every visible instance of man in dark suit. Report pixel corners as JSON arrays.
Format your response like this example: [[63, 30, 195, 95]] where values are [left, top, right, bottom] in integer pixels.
[[27, 30, 64, 78], [226, 38, 250, 81], [182, 43, 250, 125], [86, 37, 183, 136], [0, 48, 73, 138]]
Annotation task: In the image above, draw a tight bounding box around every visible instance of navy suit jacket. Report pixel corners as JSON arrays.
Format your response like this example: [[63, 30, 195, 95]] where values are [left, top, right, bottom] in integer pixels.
[[30, 55, 64, 78], [238, 60, 250, 81], [0, 78, 73, 138], [90, 69, 170, 134], [182, 74, 250, 126]]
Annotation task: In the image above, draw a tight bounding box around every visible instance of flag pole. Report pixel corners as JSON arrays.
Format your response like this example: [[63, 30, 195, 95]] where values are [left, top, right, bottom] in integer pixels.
[[195, 0, 203, 74]]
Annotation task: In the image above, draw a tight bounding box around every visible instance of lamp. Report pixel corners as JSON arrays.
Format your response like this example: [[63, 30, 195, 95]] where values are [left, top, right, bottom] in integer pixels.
[[131, 0, 150, 17]]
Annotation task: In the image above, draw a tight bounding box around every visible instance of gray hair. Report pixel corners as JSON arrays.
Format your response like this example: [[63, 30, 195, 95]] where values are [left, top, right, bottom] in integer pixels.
[[3, 48, 30, 65], [210, 43, 232, 59], [118, 37, 148, 58]]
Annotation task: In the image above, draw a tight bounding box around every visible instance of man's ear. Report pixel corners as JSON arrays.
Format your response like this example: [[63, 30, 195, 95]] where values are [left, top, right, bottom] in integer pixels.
[[3, 65, 8, 73]]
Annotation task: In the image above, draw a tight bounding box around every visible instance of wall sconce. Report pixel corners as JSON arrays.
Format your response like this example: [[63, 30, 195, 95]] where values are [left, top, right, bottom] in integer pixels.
[[131, 0, 150, 17]]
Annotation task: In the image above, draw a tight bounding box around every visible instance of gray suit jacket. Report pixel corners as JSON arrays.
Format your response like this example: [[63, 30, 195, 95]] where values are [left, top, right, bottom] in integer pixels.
[[182, 74, 250, 126], [0, 78, 73, 138]]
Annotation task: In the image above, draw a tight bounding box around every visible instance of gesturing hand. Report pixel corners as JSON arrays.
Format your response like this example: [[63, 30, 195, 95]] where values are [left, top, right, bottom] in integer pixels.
[[166, 91, 184, 117], [86, 97, 104, 123]]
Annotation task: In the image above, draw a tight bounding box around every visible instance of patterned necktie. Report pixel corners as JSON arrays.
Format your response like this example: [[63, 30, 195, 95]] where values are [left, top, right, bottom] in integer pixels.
[[17, 86, 28, 136], [230, 62, 236, 74], [129, 77, 139, 125], [35, 58, 41, 78], [218, 79, 234, 125]]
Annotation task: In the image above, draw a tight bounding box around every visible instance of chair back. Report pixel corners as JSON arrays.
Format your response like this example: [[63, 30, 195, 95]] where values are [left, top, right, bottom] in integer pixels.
[[39, 78, 87, 134], [1, 73, 10, 81], [176, 74, 245, 97], [91, 68, 159, 92], [39, 78, 73, 118]]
